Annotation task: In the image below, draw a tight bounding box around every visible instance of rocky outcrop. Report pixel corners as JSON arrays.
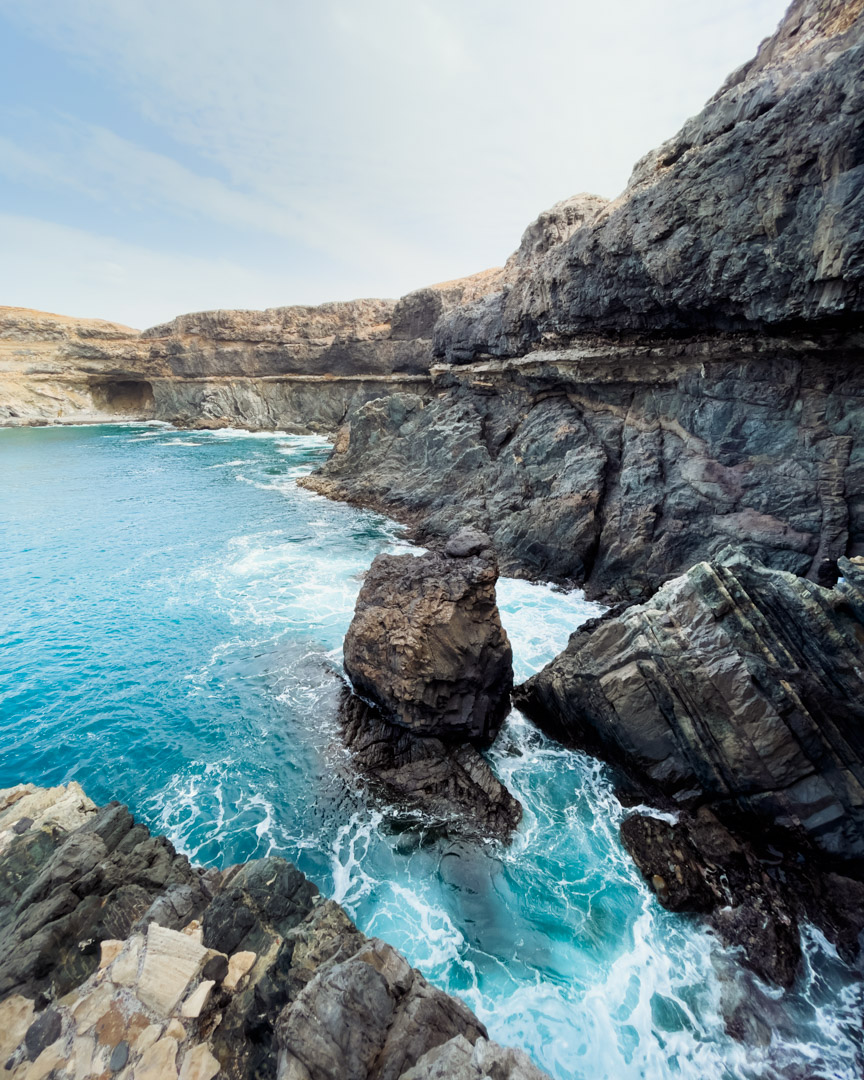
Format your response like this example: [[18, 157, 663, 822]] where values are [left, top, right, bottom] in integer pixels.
[[339, 530, 520, 839], [301, 334, 864, 599], [515, 550, 864, 860], [0, 782, 217, 1004], [302, 0, 864, 600], [435, 0, 864, 359], [343, 529, 513, 743], [0, 783, 547, 1080], [513, 549, 864, 984]]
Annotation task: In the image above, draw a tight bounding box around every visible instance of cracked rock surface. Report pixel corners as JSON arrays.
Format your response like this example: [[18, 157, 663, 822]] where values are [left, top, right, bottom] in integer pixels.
[[0, 783, 547, 1080]]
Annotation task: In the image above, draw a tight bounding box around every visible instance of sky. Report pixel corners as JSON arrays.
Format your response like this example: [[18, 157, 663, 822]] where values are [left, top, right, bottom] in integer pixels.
[[0, 0, 791, 330]]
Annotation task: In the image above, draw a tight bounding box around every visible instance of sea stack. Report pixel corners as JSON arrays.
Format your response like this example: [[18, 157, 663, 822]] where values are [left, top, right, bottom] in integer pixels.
[[339, 528, 520, 839]]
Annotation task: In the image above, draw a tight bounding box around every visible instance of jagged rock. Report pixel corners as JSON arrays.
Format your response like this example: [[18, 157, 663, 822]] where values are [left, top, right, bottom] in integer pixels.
[[275, 939, 485, 1080], [515, 551, 864, 860], [435, 0, 864, 359], [343, 534, 513, 742], [338, 533, 520, 839], [339, 693, 522, 842], [515, 550, 864, 984], [0, 785, 215, 1003], [0, 785, 550, 1080]]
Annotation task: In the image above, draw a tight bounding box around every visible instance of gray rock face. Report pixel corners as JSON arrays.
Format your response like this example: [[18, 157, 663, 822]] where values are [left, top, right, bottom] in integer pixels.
[[303, 337, 864, 600], [343, 540, 513, 742], [400, 1035, 548, 1080], [435, 0, 864, 361], [0, 785, 216, 1003], [339, 537, 519, 839], [515, 550, 864, 862], [0, 784, 548, 1080]]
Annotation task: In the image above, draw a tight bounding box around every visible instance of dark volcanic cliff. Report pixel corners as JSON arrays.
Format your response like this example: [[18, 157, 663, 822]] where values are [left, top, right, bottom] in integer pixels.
[[2, 1, 862, 604], [303, 0, 864, 601], [436, 0, 864, 356]]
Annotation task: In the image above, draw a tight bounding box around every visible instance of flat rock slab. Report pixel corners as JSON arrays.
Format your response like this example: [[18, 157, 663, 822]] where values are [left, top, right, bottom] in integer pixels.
[[137, 924, 208, 1015]]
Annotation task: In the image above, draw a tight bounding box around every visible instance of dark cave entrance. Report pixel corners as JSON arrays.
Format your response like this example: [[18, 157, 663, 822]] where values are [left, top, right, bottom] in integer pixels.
[[90, 379, 156, 415]]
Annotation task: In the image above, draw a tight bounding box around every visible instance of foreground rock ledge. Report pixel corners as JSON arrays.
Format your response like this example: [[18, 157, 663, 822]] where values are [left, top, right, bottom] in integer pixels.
[[0, 782, 547, 1080], [340, 529, 521, 840], [515, 549, 864, 986]]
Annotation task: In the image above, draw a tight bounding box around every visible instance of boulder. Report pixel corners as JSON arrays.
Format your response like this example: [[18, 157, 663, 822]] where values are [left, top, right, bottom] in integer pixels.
[[339, 529, 519, 839], [515, 550, 864, 863], [343, 529, 513, 743]]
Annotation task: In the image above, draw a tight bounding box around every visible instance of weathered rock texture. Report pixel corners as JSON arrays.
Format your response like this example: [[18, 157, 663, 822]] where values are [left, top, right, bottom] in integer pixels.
[[0, 783, 546, 1080], [302, 334, 864, 600], [618, 806, 864, 990], [340, 531, 520, 839], [344, 530, 513, 743], [302, 0, 864, 601], [435, 0, 864, 356], [515, 551, 864, 860], [514, 550, 864, 985]]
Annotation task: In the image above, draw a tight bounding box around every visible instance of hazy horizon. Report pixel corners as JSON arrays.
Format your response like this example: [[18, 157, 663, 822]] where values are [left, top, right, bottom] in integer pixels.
[[0, 0, 790, 329]]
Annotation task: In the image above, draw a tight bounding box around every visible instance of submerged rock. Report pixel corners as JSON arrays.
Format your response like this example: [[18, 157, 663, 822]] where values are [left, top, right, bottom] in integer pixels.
[[620, 809, 803, 988], [339, 530, 520, 840], [0, 783, 547, 1080]]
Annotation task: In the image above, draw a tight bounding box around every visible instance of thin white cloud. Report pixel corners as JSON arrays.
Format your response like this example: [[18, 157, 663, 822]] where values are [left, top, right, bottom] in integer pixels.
[[0, 0, 792, 323], [0, 213, 361, 328]]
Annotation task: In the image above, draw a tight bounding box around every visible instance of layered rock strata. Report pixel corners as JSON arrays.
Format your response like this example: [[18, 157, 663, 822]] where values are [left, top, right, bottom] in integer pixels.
[[302, 0, 864, 600], [301, 334, 864, 600], [0, 303, 432, 433], [0, 783, 546, 1080], [514, 550, 864, 984], [340, 529, 520, 839]]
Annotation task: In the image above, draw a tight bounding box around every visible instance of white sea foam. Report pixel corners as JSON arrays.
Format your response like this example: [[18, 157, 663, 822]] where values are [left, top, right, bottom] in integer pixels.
[[107, 426, 863, 1080]]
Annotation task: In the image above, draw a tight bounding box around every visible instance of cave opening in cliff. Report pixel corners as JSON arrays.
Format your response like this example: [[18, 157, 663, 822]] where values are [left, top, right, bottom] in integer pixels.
[[90, 379, 155, 416]]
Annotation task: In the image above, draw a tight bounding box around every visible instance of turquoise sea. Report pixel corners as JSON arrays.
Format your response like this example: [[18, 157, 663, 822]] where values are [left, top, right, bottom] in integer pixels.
[[1, 423, 861, 1079]]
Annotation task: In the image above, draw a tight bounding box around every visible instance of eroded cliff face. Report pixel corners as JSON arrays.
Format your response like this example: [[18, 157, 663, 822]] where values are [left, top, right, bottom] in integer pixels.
[[305, 331, 864, 600], [435, 0, 864, 360], [303, 0, 864, 600], [0, 307, 156, 425], [0, 301, 434, 432], [0, 195, 594, 432], [0, 783, 547, 1080]]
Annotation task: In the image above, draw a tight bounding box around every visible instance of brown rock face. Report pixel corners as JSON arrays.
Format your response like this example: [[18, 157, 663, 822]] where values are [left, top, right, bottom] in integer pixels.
[[343, 529, 513, 744], [339, 530, 520, 840]]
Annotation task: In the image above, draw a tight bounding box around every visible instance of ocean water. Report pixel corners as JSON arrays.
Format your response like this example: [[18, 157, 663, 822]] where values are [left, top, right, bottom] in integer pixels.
[[1, 423, 861, 1079]]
